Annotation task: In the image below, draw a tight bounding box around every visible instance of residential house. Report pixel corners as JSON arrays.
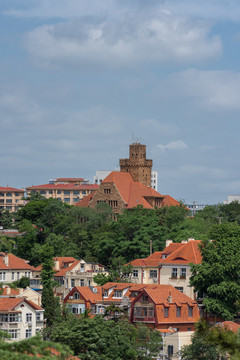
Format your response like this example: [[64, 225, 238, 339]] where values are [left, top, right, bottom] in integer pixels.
[[0, 253, 34, 283], [31, 257, 108, 299], [128, 238, 202, 299], [26, 177, 98, 206], [0, 186, 25, 213], [0, 285, 42, 306], [0, 297, 44, 341]]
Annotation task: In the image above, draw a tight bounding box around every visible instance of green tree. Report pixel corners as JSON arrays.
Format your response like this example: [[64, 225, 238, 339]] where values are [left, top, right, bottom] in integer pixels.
[[0, 209, 14, 229], [41, 244, 61, 338], [190, 223, 240, 320]]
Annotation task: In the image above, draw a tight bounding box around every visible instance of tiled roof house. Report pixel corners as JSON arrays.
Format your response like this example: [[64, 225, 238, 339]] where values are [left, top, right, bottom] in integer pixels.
[[0, 253, 34, 283]]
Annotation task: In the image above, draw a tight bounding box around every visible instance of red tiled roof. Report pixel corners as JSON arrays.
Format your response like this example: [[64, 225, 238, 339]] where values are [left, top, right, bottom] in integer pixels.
[[0, 297, 43, 312], [143, 285, 196, 305], [160, 240, 202, 265], [162, 243, 184, 256], [25, 299, 43, 311], [220, 321, 240, 333], [75, 192, 96, 207], [0, 253, 34, 270], [0, 287, 20, 296], [34, 257, 80, 277], [0, 187, 24, 192], [26, 184, 98, 190]]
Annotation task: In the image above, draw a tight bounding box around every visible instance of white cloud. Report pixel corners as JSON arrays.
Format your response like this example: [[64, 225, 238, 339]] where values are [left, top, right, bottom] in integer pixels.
[[180, 165, 227, 178], [23, 13, 221, 67], [161, 69, 240, 110], [157, 140, 188, 151]]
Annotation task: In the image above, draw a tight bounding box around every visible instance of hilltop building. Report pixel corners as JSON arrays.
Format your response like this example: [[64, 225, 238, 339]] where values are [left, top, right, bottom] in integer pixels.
[[77, 142, 179, 214], [26, 177, 98, 206], [0, 186, 25, 212]]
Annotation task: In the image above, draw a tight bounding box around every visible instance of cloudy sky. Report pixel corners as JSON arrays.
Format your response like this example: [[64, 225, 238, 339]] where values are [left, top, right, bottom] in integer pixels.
[[1, 0, 240, 204]]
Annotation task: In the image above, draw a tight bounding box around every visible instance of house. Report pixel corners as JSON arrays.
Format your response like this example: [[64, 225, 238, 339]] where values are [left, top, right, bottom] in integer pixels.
[[0, 297, 44, 341], [0, 186, 25, 212], [76, 143, 179, 214], [26, 177, 98, 206], [31, 257, 108, 299], [128, 238, 202, 299], [0, 253, 34, 283], [0, 285, 42, 306]]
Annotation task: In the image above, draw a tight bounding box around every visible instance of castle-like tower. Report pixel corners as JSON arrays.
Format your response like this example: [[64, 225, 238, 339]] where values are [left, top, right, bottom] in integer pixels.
[[119, 143, 152, 187]]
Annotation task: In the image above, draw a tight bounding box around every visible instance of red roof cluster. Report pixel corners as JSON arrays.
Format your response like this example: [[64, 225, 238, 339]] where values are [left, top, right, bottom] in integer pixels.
[[26, 184, 98, 190], [0, 253, 34, 270], [0, 186, 24, 192]]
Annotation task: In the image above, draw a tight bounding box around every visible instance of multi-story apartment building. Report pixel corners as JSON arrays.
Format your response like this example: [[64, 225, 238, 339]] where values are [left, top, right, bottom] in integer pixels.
[[26, 178, 98, 206], [128, 239, 202, 299], [31, 257, 108, 299], [0, 297, 44, 341], [0, 186, 25, 212], [0, 253, 34, 283]]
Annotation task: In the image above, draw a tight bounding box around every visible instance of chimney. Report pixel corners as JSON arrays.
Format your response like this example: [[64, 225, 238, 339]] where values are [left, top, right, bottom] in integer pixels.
[[168, 292, 172, 303], [188, 238, 195, 242], [181, 240, 188, 244], [55, 260, 60, 271], [3, 254, 9, 267], [165, 239, 172, 247], [19, 288, 24, 295], [6, 286, 10, 295]]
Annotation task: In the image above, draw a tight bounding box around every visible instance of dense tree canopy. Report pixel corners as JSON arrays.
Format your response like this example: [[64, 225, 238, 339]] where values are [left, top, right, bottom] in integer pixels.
[[190, 223, 240, 320]]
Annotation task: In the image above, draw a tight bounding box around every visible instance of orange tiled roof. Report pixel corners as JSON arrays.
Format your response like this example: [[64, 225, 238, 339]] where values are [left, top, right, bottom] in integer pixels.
[[26, 184, 98, 191], [0, 186, 24, 192], [33, 257, 79, 276], [160, 240, 202, 265], [24, 299, 43, 311], [0, 287, 20, 296], [75, 192, 96, 207], [0, 253, 34, 270], [162, 243, 184, 256], [143, 285, 196, 305], [0, 297, 24, 311], [220, 321, 240, 333], [56, 178, 84, 182]]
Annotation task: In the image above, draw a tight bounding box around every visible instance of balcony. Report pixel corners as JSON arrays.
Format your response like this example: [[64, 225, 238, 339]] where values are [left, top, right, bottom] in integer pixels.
[[133, 316, 155, 323]]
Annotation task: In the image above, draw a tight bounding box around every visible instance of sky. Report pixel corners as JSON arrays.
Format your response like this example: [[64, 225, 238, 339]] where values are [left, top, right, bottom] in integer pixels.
[[1, 0, 240, 205]]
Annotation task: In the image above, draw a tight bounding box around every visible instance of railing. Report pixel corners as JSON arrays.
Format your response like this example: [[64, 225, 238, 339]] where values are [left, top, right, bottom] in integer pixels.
[[133, 316, 155, 322]]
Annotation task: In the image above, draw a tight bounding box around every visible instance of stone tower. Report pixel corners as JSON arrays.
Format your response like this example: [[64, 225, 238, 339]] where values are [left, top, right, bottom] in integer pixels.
[[119, 143, 152, 187]]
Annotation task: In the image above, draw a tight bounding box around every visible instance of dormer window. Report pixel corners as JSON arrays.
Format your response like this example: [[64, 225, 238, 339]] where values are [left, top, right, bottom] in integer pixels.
[[104, 290, 108, 297], [114, 290, 122, 298]]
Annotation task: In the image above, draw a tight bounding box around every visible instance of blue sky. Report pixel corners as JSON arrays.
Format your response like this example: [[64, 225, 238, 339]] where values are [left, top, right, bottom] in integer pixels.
[[1, 0, 240, 204]]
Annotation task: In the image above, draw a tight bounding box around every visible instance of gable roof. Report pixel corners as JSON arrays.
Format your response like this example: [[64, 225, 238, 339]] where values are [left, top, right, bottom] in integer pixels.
[[160, 240, 202, 265], [75, 192, 96, 207], [26, 183, 98, 191], [0, 253, 34, 270], [0, 297, 43, 311]]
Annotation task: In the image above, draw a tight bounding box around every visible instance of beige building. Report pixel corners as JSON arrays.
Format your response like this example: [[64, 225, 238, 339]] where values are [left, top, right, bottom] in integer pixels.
[[0, 253, 34, 283], [160, 330, 194, 359], [0, 297, 44, 341], [31, 257, 108, 300], [0, 186, 25, 212], [0, 286, 42, 307], [128, 239, 202, 300], [26, 177, 99, 206]]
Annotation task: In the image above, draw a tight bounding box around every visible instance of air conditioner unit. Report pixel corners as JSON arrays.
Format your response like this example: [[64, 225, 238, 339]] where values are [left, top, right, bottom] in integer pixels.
[[153, 278, 158, 283], [69, 296, 73, 299]]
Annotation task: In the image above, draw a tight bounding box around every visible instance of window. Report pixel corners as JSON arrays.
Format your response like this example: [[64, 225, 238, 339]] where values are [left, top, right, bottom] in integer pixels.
[[180, 268, 186, 279], [149, 270, 157, 278], [0, 199, 3, 203], [74, 292, 80, 300], [40, 190, 46, 195], [176, 306, 181, 317], [168, 345, 174, 356], [73, 190, 79, 195], [175, 287, 183, 293], [171, 268, 178, 279], [49, 190, 53, 194], [74, 197, 80, 202], [26, 313, 32, 322], [64, 198, 70, 203], [6, 193, 12, 197], [8, 329, 19, 339], [80, 263, 85, 271], [188, 306, 193, 317], [11, 272, 14, 281], [57, 190, 61, 194], [64, 190, 70, 195], [6, 199, 12, 203], [71, 279, 75, 288], [80, 279, 84, 286], [108, 200, 118, 207], [164, 307, 169, 318], [133, 270, 139, 278], [141, 294, 148, 303], [0, 314, 8, 322], [36, 312, 41, 321], [0, 272, 6, 281], [6, 206, 12, 210], [104, 189, 111, 194], [82, 190, 86, 195], [26, 329, 32, 338], [104, 290, 108, 297], [9, 313, 20, 323], [0, 192, 4, 197], [114, 290, 122, 298], [17, 272, 20, 280]]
